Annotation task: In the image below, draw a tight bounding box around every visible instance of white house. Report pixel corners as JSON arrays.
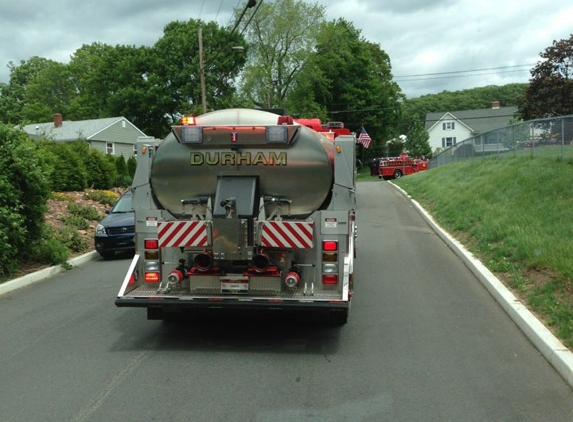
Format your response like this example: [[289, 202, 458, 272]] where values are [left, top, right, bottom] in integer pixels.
[[21, 114, 146, 158], [425, 102, 518, 153]]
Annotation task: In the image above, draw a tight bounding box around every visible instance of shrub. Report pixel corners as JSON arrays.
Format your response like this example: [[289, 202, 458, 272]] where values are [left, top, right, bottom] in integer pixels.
[[127, 155, 137, 177], [29, 224, 70, 266], [39, 141, 88, 191], [84, 149, 117, 189], [60, 214, 90, 230], [85, 190, 119, 207], [0, 124, 51, 275], [67, 202, 104, 221], [58, 226, 89, 253]]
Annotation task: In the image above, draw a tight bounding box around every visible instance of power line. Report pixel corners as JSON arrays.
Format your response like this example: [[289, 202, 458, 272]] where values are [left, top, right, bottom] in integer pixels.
[[394, 64, 535, 82]]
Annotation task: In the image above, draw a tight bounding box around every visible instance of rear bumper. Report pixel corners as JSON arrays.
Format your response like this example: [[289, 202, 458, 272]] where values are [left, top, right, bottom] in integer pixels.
[[115, 296, 349, 312]]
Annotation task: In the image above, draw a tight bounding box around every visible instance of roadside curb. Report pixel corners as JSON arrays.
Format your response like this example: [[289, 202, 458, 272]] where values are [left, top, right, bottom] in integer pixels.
[[392, 182, 573, 389], [0, 251, 99, 297]]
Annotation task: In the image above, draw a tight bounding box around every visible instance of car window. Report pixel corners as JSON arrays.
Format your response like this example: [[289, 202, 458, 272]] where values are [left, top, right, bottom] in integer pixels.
[[112, 194, 133, 213]]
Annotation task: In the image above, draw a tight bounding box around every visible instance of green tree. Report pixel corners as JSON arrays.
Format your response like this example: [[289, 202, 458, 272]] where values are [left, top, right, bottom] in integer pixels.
[[518, 34, 573, 119], [236, 0, 326, 110], [0, 125, 51, 275], [21, 61, 76, 123], [404, 116, 432, 158], [150, 19, 247, 121], [67, 43, 160, 135], [290, 18, 402, 161], [0, 57, 59, 124]]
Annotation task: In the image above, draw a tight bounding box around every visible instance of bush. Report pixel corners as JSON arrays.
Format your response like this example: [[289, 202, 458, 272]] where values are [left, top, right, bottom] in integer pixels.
[[84, 149, 117, 189], [0, 125, 51, 275], [84, 190, 119, 207], [127, 155, 137, 178], [29, 224, 70, 266], [67, 202, 104, 221], [39, 141, 88, 191], [58, 226, 89, 253]]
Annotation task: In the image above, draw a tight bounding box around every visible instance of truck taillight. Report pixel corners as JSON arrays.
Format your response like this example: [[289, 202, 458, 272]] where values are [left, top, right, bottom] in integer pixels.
[[145, 272, 160, 283], [145, 239, 159, 249], [323, 240, 337, 251], [144, 261, 160, 283], [322, 240, 338, 284], [322, 274, 338, 285]]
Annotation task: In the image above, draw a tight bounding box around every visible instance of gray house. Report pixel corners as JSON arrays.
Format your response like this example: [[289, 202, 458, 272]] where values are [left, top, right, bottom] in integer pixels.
[[22, 114, 146, 158], [425, 102, 518, 153]]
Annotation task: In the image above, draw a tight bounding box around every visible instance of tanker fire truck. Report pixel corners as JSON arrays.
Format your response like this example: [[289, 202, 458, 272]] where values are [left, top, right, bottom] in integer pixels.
[[378, 152, 428, 179], [115, 108, 357, 324]]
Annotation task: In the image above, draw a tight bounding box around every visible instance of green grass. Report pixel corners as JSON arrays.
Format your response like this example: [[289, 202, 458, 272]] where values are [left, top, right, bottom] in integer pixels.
[[388, 156, 573, 347]]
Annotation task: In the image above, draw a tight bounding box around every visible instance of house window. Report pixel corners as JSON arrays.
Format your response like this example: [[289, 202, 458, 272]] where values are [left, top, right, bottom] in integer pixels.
[[106, 142, 115, 155], [442, 137, 456, 148], [442, 122, 455, 130]]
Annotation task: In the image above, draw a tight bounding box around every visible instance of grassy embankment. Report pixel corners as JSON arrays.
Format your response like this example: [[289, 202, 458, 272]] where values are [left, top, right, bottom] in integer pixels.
[[363, 156, 573, 348]]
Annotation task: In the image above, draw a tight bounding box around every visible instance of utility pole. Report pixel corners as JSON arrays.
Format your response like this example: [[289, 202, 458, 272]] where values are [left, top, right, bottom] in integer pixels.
[[199, 27, 207, 114]]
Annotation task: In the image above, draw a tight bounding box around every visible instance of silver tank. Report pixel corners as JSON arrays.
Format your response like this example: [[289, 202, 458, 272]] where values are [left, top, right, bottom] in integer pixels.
[[150, 108, 334, 217]]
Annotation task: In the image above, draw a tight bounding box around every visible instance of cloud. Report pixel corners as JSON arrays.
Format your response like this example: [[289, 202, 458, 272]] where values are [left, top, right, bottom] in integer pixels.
[[0, 0, 571, 99]]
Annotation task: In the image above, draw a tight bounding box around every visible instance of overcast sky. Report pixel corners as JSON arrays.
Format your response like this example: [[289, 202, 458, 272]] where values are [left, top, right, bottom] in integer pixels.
[[1, 0, 571, 99]]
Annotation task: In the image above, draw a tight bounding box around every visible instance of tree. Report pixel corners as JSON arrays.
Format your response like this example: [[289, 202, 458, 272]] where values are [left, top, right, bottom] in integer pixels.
[[21, 61, 76, 123], [150, 19, 247, 122], [404, 116, 432, 158], [518, 34, 573, 120], [0, 57, 59, 124], [236, 0, 326, 109], [291, 18, 403, 161]]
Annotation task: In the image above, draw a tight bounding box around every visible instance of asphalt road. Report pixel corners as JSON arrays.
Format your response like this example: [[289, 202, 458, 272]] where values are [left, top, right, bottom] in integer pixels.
[[1, 181, 572, 422]]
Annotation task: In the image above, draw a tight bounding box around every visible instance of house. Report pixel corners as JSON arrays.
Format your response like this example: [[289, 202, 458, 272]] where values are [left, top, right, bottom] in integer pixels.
[[21, 114, 146, 158], [425, 101, 518, 152]]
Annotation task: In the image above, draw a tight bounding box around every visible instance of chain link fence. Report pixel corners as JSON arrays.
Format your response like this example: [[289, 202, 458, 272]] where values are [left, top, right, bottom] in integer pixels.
[[430, 115, 573, 168]]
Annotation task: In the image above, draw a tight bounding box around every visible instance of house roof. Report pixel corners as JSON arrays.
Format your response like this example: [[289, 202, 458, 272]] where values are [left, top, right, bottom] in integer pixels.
[[425, 106, 518, 134], [21, 116, 146, 141]]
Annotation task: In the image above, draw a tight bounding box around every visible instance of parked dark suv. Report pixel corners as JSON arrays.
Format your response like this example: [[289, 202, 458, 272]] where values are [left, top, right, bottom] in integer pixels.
[[95, 191, 135, 259]]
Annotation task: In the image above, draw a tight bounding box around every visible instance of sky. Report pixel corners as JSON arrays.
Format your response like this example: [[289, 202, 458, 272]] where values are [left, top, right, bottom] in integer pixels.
[[0, 0, 571, 99]]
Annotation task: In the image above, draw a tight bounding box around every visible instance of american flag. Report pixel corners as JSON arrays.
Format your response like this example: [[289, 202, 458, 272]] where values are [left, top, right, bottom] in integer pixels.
[[357, 127, 372, 148]]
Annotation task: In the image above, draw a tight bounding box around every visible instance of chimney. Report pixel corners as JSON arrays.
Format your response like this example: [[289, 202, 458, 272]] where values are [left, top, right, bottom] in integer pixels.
[[491, 101, 500, 109], [54, 113, 63, 128]]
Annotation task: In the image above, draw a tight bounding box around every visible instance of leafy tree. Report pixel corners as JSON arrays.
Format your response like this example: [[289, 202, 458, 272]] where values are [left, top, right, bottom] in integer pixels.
[[0, 125, 51, 275], [150, 19, 247, 122], [21, 61, 76, 123], [0, 57, 59, 124], [518, 34, 573, 120], [236, 0, 326, 110], [66, 43, 161, 135], [404, 116, 432, 158], [290, 18, 402, 161]]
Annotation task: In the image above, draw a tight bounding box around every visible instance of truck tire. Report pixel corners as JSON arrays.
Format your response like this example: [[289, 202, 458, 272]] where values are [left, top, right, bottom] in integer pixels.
[[393, 169, 403, 179]]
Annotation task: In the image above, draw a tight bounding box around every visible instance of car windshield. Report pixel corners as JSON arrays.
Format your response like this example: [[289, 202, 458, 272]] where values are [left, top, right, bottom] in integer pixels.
[[112, 193, 133, 213]]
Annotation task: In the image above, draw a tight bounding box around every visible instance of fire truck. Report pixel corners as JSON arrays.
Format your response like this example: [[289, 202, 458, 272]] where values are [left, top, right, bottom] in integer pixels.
[[378, 152, 428, 179], [115, 108, 356, 325]]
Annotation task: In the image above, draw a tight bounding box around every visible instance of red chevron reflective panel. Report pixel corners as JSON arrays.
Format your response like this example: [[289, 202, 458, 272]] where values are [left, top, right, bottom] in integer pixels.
[[158, 221, 209, 248], [260, 221, 314, 249]]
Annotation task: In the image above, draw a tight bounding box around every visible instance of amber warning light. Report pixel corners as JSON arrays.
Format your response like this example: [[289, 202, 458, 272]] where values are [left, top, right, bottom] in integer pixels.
[[181, 115, 196, 125]]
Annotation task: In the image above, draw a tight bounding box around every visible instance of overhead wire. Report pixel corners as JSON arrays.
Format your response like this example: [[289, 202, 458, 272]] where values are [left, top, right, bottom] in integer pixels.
[[394, 64, 535, 82]]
